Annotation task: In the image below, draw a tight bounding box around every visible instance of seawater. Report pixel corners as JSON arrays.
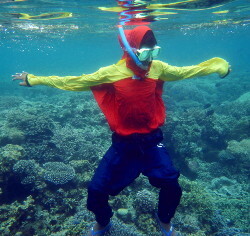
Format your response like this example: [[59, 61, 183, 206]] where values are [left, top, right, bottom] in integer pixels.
[[0, 1, 249, 235]]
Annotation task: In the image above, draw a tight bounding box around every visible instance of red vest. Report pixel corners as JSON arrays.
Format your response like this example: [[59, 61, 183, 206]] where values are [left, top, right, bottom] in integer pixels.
[[91, 77, 165, 136]]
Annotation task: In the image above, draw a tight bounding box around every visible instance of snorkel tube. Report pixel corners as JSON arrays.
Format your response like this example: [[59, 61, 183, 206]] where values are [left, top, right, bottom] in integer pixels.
[[118, 25, 146, 70]]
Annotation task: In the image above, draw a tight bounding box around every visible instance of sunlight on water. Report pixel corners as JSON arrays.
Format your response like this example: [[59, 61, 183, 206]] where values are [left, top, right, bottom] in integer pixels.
[[0, 0, 249, 40]]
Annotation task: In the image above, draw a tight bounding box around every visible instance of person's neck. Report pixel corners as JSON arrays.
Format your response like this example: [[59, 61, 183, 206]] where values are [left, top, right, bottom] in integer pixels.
[[140, 60, 152, 70], [139, 64, 148, 70]]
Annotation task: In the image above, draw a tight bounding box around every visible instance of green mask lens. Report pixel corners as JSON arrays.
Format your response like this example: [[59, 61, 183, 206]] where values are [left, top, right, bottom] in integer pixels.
[[136, 46, 161, 61]]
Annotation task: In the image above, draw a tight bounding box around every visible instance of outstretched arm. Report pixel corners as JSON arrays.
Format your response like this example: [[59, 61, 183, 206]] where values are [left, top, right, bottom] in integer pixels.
[[158, 57, 231, 82], [12, 65, 120, 91]]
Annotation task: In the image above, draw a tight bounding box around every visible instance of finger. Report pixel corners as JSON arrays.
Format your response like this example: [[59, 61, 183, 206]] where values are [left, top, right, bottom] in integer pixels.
[[12, 74, 22, 78], [12, 72, 27, 80], [12, 76, 21, 81]]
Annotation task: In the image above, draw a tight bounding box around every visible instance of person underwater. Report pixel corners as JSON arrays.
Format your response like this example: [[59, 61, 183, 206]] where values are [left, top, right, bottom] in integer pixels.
[[12, 26, 230, 236]]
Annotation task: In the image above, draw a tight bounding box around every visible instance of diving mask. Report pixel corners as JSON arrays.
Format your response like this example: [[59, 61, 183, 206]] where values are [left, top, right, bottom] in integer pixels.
[[136, 46, 161, 61]]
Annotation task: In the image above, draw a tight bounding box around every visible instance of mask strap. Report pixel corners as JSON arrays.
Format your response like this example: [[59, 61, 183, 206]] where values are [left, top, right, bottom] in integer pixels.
[[118, 25, 147, 70]]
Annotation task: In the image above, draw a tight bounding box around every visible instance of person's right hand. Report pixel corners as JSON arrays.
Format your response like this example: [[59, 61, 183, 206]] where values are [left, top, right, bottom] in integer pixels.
[[12, 72, 30, 86]]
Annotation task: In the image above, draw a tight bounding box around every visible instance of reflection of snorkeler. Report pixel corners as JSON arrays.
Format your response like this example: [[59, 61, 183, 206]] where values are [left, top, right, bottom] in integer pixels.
[[118, 0, 157, 25], [103, 0, 226, 26], [100, 0, 229, 12], [13, 26, 231, 236], [120, 9, 158, 25], [117, 0, 150, 8]]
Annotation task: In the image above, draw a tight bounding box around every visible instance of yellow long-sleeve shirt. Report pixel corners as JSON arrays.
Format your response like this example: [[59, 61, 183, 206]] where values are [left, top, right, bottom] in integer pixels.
[[27, 57, 229, 91]]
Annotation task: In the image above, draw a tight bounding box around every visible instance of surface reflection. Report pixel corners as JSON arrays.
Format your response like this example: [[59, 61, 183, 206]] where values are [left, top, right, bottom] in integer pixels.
[[100, 0, 236, 25], [117, 0, 159, 25], [0, 0, 248, 38]]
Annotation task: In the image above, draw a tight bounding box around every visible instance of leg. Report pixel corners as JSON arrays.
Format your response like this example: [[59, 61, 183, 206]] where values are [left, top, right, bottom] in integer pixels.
[[87, 140, 141, 228], [158, 181, 182, 224], [142, 143, 182, 233], [87, 145, 115, 227], [153, 178, 182, 236], [87, 188, 113, 227]]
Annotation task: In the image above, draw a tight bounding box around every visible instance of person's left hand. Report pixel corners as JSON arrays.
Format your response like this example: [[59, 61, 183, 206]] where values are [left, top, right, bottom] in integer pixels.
[[12, 72, 29, 86]]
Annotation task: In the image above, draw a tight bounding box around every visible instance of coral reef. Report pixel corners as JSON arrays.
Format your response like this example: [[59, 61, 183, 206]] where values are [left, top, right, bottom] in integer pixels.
[[0, 127, 25, 146], [0, 144, 24, 174], [0, 195, 36, 235], [133, 189, 157, 213], [175, 176, 215, 234], [43, 162, 76, 185], [13, 160, 41, 185]]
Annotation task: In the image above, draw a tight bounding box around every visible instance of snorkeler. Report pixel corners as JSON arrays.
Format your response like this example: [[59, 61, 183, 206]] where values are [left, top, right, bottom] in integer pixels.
[[12, 26, 230, 236]]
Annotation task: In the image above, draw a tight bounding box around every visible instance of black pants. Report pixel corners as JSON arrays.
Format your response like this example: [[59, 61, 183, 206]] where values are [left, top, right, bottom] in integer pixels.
[[87, 129, 182, 226]]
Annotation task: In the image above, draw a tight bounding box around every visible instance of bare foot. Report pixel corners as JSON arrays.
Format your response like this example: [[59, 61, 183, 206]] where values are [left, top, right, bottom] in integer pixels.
[[88, 222, 109, 236]]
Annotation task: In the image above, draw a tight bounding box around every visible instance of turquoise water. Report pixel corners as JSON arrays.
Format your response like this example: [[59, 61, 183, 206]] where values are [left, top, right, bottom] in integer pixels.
[[0, 1, 250, 235]]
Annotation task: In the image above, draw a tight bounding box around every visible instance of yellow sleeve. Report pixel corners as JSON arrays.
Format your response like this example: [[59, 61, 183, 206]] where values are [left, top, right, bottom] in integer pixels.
[[27, 64, 122, 91], [158, 57, 230, 82]]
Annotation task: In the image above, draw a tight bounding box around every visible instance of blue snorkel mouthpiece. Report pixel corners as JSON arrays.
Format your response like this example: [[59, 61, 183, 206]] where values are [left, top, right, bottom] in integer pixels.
[[118, 25, 146, 70]]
